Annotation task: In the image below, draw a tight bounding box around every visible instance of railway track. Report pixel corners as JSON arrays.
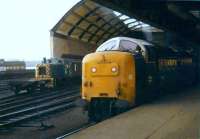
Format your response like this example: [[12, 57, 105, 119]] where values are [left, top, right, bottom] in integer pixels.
[[0, 85, 77, 104], [0, 88, 80, 129], [0, 88, 72, 107], [0, 80, 10, 91], [56, 122, 96, 139]]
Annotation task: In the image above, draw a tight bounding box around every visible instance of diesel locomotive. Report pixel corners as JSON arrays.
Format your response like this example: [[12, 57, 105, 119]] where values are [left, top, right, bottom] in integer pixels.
[[10, 55, 82, 94], [81, 37, 197, 121], [36, 55, 82, 88]]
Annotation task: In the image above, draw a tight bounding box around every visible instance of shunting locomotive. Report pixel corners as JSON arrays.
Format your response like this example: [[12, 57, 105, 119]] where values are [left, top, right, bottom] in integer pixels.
[[81, 37, 197, 121], [36, 55, 82, 88], [10, 55, 82, 94]]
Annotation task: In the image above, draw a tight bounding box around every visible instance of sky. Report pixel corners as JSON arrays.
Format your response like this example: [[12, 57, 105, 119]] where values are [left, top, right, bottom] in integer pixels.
[[0, 0, 80, 61]]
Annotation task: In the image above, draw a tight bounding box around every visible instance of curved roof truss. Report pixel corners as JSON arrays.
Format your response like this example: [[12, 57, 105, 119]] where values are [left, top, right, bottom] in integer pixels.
[[51, 0, 162, 45]]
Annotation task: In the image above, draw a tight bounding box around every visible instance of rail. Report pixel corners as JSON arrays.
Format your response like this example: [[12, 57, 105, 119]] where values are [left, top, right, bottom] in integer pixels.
[[0, 88, 80, 129]]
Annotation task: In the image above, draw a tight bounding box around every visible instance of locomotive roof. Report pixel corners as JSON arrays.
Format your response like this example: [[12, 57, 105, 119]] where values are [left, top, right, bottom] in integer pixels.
[[103, 37, 153, 46], [61, 54, 84, 59], [96, 36, 152, 55]]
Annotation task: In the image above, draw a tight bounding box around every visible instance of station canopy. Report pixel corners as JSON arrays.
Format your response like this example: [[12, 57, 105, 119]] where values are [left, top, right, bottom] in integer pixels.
[[51, 0, 162, 45]]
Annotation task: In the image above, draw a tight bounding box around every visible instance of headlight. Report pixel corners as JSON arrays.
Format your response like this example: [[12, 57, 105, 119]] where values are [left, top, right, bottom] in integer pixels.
[[111, 67, 117, 72], [91, 67, 97, 73]]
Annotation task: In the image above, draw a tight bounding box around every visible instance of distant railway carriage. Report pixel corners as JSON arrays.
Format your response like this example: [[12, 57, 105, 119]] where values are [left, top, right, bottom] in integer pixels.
[[0, 59, 25, 71], [81, 37, 197, 121]]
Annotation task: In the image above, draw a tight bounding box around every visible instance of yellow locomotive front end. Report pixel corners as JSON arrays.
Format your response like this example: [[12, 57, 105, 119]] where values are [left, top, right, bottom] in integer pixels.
[[35, 62, 65, 88], [35, 64, 54, 88], [82, 51, 136, 120], [81, 37, 150, 121]]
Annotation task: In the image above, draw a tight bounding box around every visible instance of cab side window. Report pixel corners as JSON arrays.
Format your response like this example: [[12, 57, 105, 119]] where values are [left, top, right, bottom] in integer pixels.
[[119, 40, 139, 53], [96, 40, 117, 52]]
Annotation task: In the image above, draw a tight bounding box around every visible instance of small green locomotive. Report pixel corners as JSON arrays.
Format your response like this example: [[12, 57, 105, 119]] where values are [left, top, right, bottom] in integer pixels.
[[36, 55, 83, 88], [10, 54, 83, 94]]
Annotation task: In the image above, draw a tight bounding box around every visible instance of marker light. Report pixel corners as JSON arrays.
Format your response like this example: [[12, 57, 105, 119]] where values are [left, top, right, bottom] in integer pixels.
[[111, 67, 117, 72], [84, 81, 88, 87], [91, 67, 97, 73]]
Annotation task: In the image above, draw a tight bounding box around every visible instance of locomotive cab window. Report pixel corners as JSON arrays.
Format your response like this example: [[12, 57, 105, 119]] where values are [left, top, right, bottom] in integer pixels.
[[38, 66, 46, 75], [96, 40, 117, 52], [119, 40, 140, 53]]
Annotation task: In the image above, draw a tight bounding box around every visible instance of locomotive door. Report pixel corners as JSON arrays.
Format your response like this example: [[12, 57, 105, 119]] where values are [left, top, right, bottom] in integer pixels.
[[145, 47, 159, 97]]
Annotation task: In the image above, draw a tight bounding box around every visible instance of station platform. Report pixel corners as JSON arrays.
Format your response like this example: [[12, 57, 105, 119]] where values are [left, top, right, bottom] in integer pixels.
[[66, 86, 200, 139]]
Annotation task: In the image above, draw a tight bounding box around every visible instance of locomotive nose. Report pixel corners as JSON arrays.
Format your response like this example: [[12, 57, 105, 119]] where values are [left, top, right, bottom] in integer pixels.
[[82, 62, 120, 98], [82, 52, 136, 105]]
